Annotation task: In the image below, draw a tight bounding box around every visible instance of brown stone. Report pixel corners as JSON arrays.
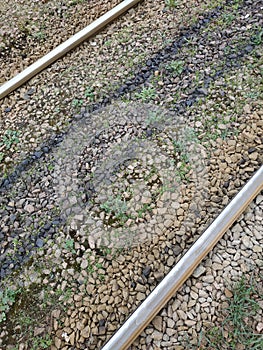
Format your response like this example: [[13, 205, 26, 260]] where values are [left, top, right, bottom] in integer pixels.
[[152, 316, 162, 332], [81, 326, 90, 338]]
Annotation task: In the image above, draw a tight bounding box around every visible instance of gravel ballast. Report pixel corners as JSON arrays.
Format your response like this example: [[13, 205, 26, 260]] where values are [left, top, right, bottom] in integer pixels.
[[0, 0, 262, 349], [132, 194, 263, 349]]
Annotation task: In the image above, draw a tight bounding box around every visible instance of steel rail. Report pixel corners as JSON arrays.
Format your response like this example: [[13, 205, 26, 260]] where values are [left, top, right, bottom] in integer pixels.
[[0, 0, 141, 100], [101, 165, 263, 350]]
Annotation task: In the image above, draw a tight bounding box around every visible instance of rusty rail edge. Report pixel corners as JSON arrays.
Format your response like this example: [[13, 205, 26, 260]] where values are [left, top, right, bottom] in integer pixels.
[[0, 0, 141, 100], [101, 165, 263, 350]]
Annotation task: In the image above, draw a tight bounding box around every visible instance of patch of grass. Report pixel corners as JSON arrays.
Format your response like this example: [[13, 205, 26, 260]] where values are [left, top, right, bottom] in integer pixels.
[[0, 259, 75, 348], [175, 161, 191, 181], [100, 196, 129, 224], [166, 60, 184, 76], [85, 87, 95, 101], [0, 152, 4, 162], [0, 287, 21, 323], [136, 87, 156, 102], [64, 239, 76, 254], [165, 0, 180, 9], [0, 129, 20, 149], [32, 334, 52, 350], [203, 326, 224, 349], [203, 276, 263, 349], [72, 98, 83, 108], [253, 30, 263, 46], [32, 31, 46, 41]]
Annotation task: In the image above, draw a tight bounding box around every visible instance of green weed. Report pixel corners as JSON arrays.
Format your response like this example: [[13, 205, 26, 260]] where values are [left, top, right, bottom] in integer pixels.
[[0, 129, 20, 149], [176, 162, 191, 181], [136, 87, 156, 102], [32, 334, 52, 350], [173, 140, 185, 154], [64, 239, 76, 254], [85, 87, 95, 101], [173, 138, 192, 165], [253, 30, 263, 45], [203, 276, 263, 349], [100, 196, 129, 224], [33, 31, 46, 41], [69, 0, 86, 5], [222, 12, 235, 25], [0, 287, 21, 323], [54, 288, 73, 303], [72, 98, 83, 108], [47, 163, 55, 171], [104, 40, 112, 47], [117, 28, 131, 43], [166, 60, 184, 76], [137, 204, 152, 218], [165, 0, 179, 9]]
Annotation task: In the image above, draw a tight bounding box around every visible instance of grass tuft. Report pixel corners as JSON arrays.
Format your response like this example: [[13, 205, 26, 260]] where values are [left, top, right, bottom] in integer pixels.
[[203, 275, 263, 349]]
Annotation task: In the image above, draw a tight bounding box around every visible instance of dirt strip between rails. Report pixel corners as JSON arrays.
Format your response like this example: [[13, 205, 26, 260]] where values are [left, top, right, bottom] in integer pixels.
[[0, 0, 262, 349]]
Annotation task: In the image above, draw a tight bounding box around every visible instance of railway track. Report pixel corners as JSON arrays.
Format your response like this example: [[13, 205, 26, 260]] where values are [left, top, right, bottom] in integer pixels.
[[0, 0, 262, 349], [0, 0, 141, 99], [102, 166, 263, 349]]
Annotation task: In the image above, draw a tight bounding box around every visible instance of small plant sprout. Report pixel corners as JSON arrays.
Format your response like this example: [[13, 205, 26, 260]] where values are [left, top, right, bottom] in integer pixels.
[[222, 12, 235, 25], [176, 162, 191, 181], [104, 39, 112, 46], [137, 204, 152, 218], [32, 334, 52, 350], [173, 140, 185, 154], [166, 60, 184, 76], [173, 139, 190, 164], [0, 287, 21, 323], [33, 31, 46, 41], [253, 30, 263, 45], [165, 0, 179, 9], [0, 129, 20, 149], [72, 98, 83, 108], [136, 87, 156, 102], [85, 87, 95, 101], [100, 196, 129, 224], [64, 239, 76, 254]]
